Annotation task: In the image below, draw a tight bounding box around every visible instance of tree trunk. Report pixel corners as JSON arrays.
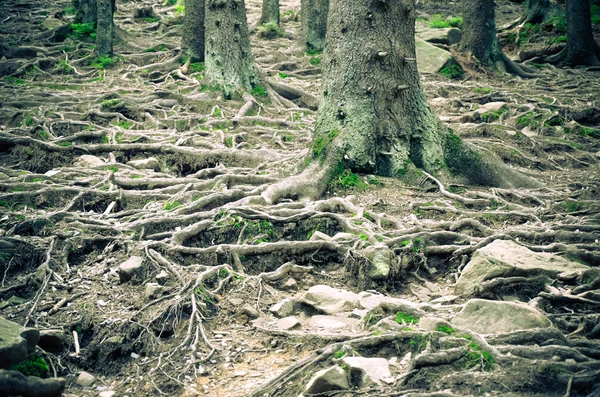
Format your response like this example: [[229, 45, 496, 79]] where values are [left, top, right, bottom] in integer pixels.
[[74, 0, 97, 24], [563, 0, 600, 65], [524, 0, 553, 23], [205, 0, 262, 99], [259, 0, 280, 26], [183, 0, 205, 62], [300, 0, 328, 52], [95, 0, 114, 57], [459, 0, 536, 76]]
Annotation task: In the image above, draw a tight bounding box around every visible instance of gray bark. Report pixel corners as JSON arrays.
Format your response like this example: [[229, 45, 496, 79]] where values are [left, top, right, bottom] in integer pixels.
[[95, 0, 114, 57], [301, 0, 328, 52], [459, 0, 504, 69], [312, 0, 446, 177], [524, 0, 553, 23], [564, 0, 600, 65], [259, 0, 280, 26], [205, 0, 262, 99], [74, 0, 97, 24], [183, 0, 205, 62]]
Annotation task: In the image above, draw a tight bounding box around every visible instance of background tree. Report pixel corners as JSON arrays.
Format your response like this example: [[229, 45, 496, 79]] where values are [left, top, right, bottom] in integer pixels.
[[182, 0, 205, 61], [300, 0, 328, 52], [259, 0, 279, 26], [95, 0, 114, 57], [204, 0, 263, 99], [549, 0, 600, 65], [73, 0, 97, 24], [459, 0, 537, 77], [523, 0, 555, 23]]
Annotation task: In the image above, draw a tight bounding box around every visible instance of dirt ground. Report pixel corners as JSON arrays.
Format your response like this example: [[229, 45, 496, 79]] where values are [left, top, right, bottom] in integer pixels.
[[1, 0, 600, 396]]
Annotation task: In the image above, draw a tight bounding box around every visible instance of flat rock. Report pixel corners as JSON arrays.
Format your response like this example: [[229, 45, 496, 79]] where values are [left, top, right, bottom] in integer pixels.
[[283, 278, 297, 289], [419, 28, 463, 45], [269, 299, 296, 318], [451, 299, 552, 334], [415, 37, 458, 74], [304, 365, 349, 395], [76, 155, 105, 168], [38, 329, 66, 353], [99, 391, 116, 397], [341, 357, 391, 386], [418, 316, 454, 333], [276, 316, 300, 331], [309, 315, 362, 333], [358, 291, 423, 314], [303, 285, 360, 314], [144, 283, 166, 301], [127, 157, 160, 170], [0, 317, 39, 369], [76, 371, 95, 387], [118, 256, 144, 283], [455, 240, 590, 296], [363, 245, 392, 280]]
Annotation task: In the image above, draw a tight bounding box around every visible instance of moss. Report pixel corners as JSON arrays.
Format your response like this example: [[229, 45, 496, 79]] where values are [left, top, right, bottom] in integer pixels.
[[189, 62, 205, 73], [429, 14, 462, 29], [480, 108, 507, 122], [175, 5, 185, 15], [435, 325, 456, 334], [69, 23, 96, 40], [443, 129, 495, 186], [440, 64, 463, 79], [394, 312, 419, 325], [115, 121, 132, 130], [251, 85, 268, 98], [91, 56, 118, 69], [10, 355, 49, 377], [311, 129, 339, 160], [462, 342, 495, 371], [258, 22, 285, 39], [474, 87, 493, 94], [310, 56, 321, 66], [163, 201, 180, 210]]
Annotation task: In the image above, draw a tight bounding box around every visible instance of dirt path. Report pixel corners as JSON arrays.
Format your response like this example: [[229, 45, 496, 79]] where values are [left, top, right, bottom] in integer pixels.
[[1, 0, 600, 396]]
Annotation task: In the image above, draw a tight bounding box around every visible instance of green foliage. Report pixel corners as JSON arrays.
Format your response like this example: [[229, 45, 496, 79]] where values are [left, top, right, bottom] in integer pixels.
[[64, 5, 75, 14], [474, 87, 493, 94], [311, 129, 339, 159], [218, 268, 229, 278], [480, 108, 507, 123], [244, 220, 276, 243], [163, 201, 180, 210], [189, 62, 205, 73], [555, 35, 567, 43], [517, 23, 541, 45], [463, 342, 495, 371], [310, 56, 321, 66], [144, 17, 160, 23], [165, 0, 177, 4], [175, 5, 185, 15], [144, 44, 166, 52], [10, 355, 49, 377], [91, 56, 118, 69], [516, 112, 541, 129], [214, 108, 222, 117], [435, 325, 456, 334], [57, 60, 74, 74], [439, 64, 463, 79], [251, 85, 268, 98], [57, 141, 72, 147], [429, 14, 462, 29], [115, 121, 132, 130], [69, 23, 96, 40], [258, 22, 285, 39], [394, 312, 419, 325], [334, 350, 345, 359], [592, 5, 600, 25], [2, 76, 27, 85], [278, 72, 289, 78], [549, 15, 567, 34]]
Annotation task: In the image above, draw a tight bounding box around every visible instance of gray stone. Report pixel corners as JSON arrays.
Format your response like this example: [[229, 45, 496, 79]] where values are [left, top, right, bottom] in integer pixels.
[[127, 157, 160, 171], [303, 285, 360, 314], [341, 357, 391, 386], [144, 283, 166, 301], [76, 155, 105, 168], [304, 365, 349, 395], [283, 278, 297, 289], [419, 28, 463, 45], [415, 37, 458, 74], [363, 245, 392, 280], [276, 316, 300, 331], [455, 240, 590, 296], [309, 315, 362, 333], [451, 299, 552, 334], [118, 256, 144, 283], [358, 291, 424, 313], [155, 270, 170, 285], [99, 391, 116, 397], [0, 317, 39, 369], [38, 329, 66, 353], [76, 371, 95, 387], [269, 299, 296, 318], [418, 316, 454, 333], [239, 304, 260, 319]]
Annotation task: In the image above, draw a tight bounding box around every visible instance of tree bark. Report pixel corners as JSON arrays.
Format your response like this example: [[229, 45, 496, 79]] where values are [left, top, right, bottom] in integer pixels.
[[95, 0, 114, 57], [205, 0, 263, 99], [74, 0, 97, 24], [563, 0, 600, 65], [259, 0, 280, 26], [523, 0, 554, 23], [459, 0, 536, 76], [183, 0, 205, 62], [300, 0, 328, 52]]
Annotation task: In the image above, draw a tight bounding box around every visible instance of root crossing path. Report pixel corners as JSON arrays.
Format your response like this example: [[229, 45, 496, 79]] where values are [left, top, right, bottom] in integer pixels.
[[1, 0, 600, 396]]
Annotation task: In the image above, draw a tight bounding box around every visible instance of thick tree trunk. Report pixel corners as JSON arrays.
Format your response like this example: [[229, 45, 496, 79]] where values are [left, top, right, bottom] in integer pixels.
[[563, 0, 600, 65], [183, 0, 205, 61], [524, 0, 553, 23], [259, 0, 280, 25], [300, 0, 328, 52], [205, 0, 262, 99], [74, 0, 97, 24], [459, 0, 536, 76], [95, 0, 114, 57]]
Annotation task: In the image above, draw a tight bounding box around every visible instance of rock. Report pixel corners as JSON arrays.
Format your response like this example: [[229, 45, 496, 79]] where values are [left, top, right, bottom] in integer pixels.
[[38, 329, 66, 353], [418, 316, 454, 333], [455, 240, 590, 296], [76, 155, 105, 168], [309, 315, 362, 333], [283, 278, 297, 289], [341, 357, 392, 386], [269, 299, 296, 318], [118, 256, 144, 283], [358, 291, 424, 314], [127, 157, 160, 171], [144, 283, 166, 301], [239, 304, 260, 319], [480, 101, 508, 112], [304, 365, 350, 395], [228, 298, 244, 306], [363, 245, 392, 281], [276, 316, 300, 331], [303, 285, 360, 314], [0, 369, 66, 397], [0, 317, 39, 369], [419, 28, 463, 45], [155, 270, 170, 285], [415, 37, 459, 74], [76, 371, 95, 387], [452, 299, 552, 334], [99, 391, 116, 397]]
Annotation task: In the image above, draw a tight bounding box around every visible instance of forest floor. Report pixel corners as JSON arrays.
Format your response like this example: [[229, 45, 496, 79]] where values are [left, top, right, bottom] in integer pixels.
[[1, 0, 600, 396]]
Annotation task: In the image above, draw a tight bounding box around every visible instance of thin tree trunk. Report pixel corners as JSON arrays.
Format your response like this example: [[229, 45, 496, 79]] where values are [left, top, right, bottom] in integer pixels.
[[300, 0, 328, 52], [95, 0, 114, 57], [205, 0, 262, 99], [564, 0, 600, 65], [183, 0, 205, 62], [524, 0, 553, 23], [259, 0, 280, 26], [74, 0, 98, 24]]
